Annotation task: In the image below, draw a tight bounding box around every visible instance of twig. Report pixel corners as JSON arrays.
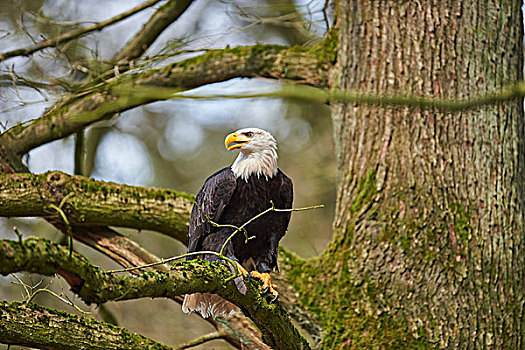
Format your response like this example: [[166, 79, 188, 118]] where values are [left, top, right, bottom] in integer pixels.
[[10, 272, 90, 314], [11, 274, 30, 300], [26, 288, 91, 315], [219, 201, 324, 257], [192, 201, 252, 244], [0, 0, 165, 61], [13, 226, 22, 243], [175, 331, 225, 350], [47, 194, 75, 257], [274, 203, 324, 212], [58, 192, 75, 210], [106, 203, 324, 275]]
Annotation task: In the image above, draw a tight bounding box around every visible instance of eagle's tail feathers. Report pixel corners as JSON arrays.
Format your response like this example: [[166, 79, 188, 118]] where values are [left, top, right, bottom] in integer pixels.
[[182, 293, 240, 318]]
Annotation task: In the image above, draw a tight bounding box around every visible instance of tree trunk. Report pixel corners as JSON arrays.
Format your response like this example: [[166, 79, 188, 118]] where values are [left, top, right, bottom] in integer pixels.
[[287, 0, 525, 348]]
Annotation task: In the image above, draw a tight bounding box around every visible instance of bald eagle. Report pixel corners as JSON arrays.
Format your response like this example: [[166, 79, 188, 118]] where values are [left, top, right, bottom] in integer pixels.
[[182, 128, 293, 318]]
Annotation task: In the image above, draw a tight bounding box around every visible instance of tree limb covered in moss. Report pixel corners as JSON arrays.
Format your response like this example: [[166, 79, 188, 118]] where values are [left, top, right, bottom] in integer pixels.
[[0, 44, 323, 156], [0, 237, 311, 350], [72, 226, 274, 350], [0, 301, 172, 350], [0, 171, 193, 244]]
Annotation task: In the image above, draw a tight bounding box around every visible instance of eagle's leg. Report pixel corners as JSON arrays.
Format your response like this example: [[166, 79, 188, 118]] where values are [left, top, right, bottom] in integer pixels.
[[234, 261, 249, 277], [248, 271, 279, 302]]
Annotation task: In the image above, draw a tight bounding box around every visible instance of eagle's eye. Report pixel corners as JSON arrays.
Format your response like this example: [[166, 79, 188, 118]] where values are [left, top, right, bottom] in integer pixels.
[[244, 131, 254, 137]]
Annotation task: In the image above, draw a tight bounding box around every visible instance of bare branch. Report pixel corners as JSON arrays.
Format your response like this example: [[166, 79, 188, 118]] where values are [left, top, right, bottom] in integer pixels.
[[112, 0, 194, 63], [175, 331, 224, 350], [0, 0, 166, 62]]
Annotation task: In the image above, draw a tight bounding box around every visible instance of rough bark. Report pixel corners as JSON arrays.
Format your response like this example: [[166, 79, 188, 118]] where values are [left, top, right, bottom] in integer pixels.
[[296, 0, 523, 348]]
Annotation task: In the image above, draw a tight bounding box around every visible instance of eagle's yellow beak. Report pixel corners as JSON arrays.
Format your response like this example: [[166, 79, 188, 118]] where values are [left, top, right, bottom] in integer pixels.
[[225, 133, 249, 151]]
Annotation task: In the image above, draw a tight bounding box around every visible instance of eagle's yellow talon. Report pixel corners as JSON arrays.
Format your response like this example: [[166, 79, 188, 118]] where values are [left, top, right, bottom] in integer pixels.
[[248, 271, 279, 301]]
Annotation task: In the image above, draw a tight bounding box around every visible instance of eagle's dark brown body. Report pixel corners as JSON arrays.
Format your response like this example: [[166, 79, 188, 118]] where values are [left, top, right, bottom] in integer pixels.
[[187, 166, 293, 273], [183, 128, 293, 318]]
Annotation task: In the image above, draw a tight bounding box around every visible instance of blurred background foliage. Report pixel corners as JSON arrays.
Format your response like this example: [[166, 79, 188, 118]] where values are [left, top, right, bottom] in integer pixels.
[[0, 0, 334, 348]]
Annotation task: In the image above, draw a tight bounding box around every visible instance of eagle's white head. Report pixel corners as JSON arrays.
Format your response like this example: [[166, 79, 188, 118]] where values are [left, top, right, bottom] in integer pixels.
[[224, 127, 278, 181]]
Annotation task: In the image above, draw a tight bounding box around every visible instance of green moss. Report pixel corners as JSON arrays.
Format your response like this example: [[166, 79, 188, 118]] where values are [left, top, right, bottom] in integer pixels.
[[350, 170, 378, 214], [1, 301, 170, 349], [310, 29, 340, 68], [282, 248, 434, 349], [146, 187, 195, 202], [449, 202, 471, 250], [173, 44, 287, 70]]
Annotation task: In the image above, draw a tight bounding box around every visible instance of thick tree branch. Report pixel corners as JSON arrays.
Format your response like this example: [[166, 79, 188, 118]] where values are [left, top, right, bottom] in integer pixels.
[[0, 0, 165, 62], [0, 301, 172, 350], [0, 171, 193, 244], [0, 152, 178, 274], [0, 45, 324, 156], [112, 0, 194, 63], [0, 237, 311, 350]]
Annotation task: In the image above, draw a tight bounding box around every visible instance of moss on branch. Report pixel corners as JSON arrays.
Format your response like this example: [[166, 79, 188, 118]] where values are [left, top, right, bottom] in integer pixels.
[[0, 301, 172, 350], [0, 237, 310, 350], [0, 171, 193, 244], [139, 44, 324, 88]]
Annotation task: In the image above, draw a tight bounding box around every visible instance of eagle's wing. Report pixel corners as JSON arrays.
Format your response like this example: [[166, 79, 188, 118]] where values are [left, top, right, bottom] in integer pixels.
[[183, 168, 245, 318], [276, 170, 294, 240], [267, 170, 293, 271], [187, 167, 237, 254]]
